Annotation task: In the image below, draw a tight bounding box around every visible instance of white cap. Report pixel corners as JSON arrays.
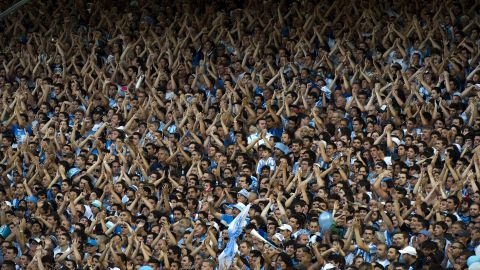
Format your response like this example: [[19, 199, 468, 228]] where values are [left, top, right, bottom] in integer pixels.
[[105, 221, 115, 229], [233, 202, 245, 212], [399, 246, 417, 257], [273, 233, 285, 242], [391, 137, 402, 145], [322, 263, 336, 270], [279, 224, 293, 232], [206, 221, 219, 232]]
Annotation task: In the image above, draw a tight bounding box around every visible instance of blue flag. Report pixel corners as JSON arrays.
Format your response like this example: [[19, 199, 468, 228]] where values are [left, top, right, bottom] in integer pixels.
[[218, 204, 251, 270]]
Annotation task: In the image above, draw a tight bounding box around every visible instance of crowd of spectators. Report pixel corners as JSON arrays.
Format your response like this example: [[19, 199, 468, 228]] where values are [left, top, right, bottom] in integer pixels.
[[1, 0, 480, 269]]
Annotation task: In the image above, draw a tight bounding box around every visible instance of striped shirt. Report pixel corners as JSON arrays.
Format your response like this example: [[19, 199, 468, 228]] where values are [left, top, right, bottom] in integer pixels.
[[354, 242, 377, 263]]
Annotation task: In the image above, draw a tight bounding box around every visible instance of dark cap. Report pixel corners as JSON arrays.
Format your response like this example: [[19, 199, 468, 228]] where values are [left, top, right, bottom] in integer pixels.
[[93, 106, 104, 115]]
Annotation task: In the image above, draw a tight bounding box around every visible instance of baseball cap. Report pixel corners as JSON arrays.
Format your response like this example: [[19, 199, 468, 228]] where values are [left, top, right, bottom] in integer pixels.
[[91, 200, 102, 209], [391, 136, 402, 145], [105, 221, 115, 229], [238, 189, 249, 198], [274, 143, 289, 155], [375, 161, 387, 169], [399, 246, 417, 257], [25, 196, 38, 203], [206, 221, 220, 232], [279, 224, 293, 232], [222, 203, 233, 210], [93, 106, 104, 115], [0, 225, 11, 239], [391, 62, 402, 70], [86, 239, 98, 246], [382, 177, 393, 182], [233, 203, 245, 212], [29, 237, 41, 244], [417, 229, 430, 238], [67, 168, 81, 179], [322, 263, 336, 270], [63, 152, 75, 159], [273, 233, 285, 242]]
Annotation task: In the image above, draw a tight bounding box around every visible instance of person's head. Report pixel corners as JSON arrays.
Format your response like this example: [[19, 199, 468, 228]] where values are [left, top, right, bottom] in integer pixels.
[[308, 219, 320, 233], [392, 232, 409, 249], [3, 245, 17, 261], [387, 247, 400, 262], [296, 233, 310, 246], [447, 195, 459, 212], [433, 221, 448, 237], [256, 118, 267, 132], [376, 243, 388, 259], [1, 260, 16, 270], [288, 213, 304, 231], [239, 240, 252, 256], [363, 226, 375, 243], [399, 246, 417, 265], [180, 254, 194, 269], [172, 206, 185, 222], [448, 241, 466, 257], [470, 202, 480, 218], [57, 233, 71, 247], [295, 245, 312, 265], [200, 259, 215, 270], [275, 252, 293, 270], [434, 137, 448, 152], [453, 250, 471, 269]]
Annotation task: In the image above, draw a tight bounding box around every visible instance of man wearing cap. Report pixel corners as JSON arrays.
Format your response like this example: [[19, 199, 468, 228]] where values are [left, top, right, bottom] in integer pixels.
[[274, 142, 290, 157], [83, 239, 99, 260], [26, 237, 42, 257], [414, 229, 430, 247], [272, 232, 285, 247], [90, 200, 102, 216], [237, 189, 250, 204], [279, 224, 293, 240], [62, 152, 76, 168], [398, 246, 418, 270], [24, 196, 38, 216]]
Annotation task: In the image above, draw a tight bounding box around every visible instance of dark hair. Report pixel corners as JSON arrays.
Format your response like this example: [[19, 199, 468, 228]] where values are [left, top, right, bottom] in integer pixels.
[[277, 252, 293, 267]]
